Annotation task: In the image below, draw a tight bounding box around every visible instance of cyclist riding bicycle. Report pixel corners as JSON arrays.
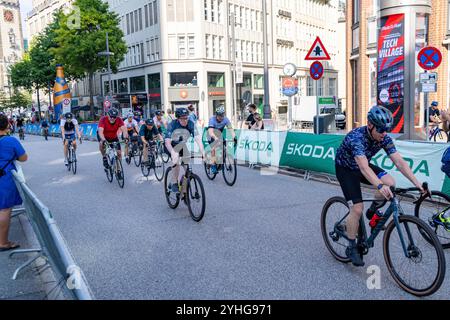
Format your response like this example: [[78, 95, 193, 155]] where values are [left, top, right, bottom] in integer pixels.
[[98, 108, 129, 169], [207, 105, 237, 174], [165, 107, 205, 194], [16, 117, 24, 132], [60, 113, 82, 166], [153, 110, 166, 134], [123, 113, 139, 157], [139, 118, 164, 166], [335, 105, 425, 267]]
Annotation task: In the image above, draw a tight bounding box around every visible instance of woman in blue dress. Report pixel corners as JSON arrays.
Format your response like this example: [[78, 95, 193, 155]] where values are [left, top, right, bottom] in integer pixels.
[[0, 114, 28, 251]]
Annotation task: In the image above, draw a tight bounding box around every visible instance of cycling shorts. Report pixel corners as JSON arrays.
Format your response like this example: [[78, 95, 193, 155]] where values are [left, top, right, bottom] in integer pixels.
[[335, 163, 387, 205], [64, 133, 76, 141]]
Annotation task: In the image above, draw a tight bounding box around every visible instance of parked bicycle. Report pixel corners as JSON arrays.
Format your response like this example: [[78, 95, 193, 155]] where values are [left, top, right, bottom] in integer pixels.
[[65, 137, 81, 175], [164, 155, 206, 222], [204, 139, 238, 186], [141, 140, 165, 181], [321, 183, 446, 297], [414, 190, 450, 249], [103, 141, 125, 188]]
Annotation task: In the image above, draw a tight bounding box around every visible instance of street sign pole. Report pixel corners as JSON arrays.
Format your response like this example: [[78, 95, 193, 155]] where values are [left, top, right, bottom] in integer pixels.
[[288, 95, 293, 130], [315, 81, 319, 135]]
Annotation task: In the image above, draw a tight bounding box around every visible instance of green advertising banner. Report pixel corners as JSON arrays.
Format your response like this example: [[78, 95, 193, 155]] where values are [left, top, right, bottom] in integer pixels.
[[279, 133, 344, 174]]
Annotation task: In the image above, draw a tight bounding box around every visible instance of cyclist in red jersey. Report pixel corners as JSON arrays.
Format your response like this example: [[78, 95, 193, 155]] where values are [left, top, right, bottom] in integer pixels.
[[98, 108, 129, 168]]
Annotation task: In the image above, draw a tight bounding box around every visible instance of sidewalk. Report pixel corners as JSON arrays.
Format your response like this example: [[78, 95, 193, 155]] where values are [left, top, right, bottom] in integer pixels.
[[0, 213, 47, 300]]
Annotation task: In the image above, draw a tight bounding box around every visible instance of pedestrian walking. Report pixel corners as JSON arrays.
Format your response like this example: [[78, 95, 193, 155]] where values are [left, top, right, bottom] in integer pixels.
[[0, 114, 28, 251]]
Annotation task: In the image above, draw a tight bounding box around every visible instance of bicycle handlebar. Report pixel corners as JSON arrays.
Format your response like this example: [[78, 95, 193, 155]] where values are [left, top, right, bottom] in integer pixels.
[[390, 182, 429, 196]]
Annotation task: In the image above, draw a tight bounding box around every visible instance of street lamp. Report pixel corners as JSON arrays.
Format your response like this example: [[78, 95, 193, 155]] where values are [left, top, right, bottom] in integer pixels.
[[97, 31, 114, 100]]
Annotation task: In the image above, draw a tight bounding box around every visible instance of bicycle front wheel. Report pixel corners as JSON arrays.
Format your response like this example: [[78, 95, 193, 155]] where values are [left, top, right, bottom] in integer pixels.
[[320, 197, 352, 263], [222, 153, 237, 186], [71, 149, 77, 175], [414, 191, 450, 249], [164, 167, 180, 209], [134, 148, 142, 167], [186, 173, 206, 222], [433, 129, 448, 143], [153, 152, 165, 182], [115, 158, 125, 188], [383, 215, 446, 297]]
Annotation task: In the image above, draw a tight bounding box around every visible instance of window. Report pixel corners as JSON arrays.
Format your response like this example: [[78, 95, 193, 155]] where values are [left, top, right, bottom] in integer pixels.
[[149, 2, 154, 25], [206, 35, 210, 58], [317, 78, 324, 96], [135, 10, 139, 31], [130, 76, 146, 92], [119, 78, 128, 93], [154, 0, 158, 24], [208, 73, 225, 88], [352, 60, 359, 123], [130, 12, 134, 33], [212, 35, 217, 59], [204, 0, 208, 20], [155, 37, 160, 60], [148, 73, 161, 89], [188, 36, 195, 58], [126, 13, 130, 34], [353, 0, 360, 24], [178, 36, 186, 58], [254, 75, 264, 89], [144, 5, 149, 27], [139, 8, 143, 30], [328, 78, 336, 96], [219, 36, 224, 60], [170, 72, 198, 87], [211, 0, 215, 22], [307, 77, 314, 96], [243, 74, 252, 88], [251, 42, 255, 62], [218, 0, 222, 23], [150, 38, 155, 61]]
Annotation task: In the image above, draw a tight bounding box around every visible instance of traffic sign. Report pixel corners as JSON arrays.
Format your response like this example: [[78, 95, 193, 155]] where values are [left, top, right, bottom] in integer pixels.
[[421, 83, 437, 93], [305, 37, 331, 61], [309, 61, 324, 80], [419, 72, 438, 84], [282, 77, 299, 97], [63, 98, 71, 106], [418, 47, 442, 70]]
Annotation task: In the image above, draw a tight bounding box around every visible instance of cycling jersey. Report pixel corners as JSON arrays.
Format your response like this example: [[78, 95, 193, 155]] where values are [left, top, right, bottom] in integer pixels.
[[41, 121, 49, 128], [16, 119, 24, 127], [60, 119, 79, 134], [208, 116, 231, 132], [426, 107, 440, 123], [153, 116, 165, 134], [124, 119, 138, 135], [98, 116, 125, 141], [165, 119, 196, 145], [139, 125, 160, 141], [335, 126, 397, 170]]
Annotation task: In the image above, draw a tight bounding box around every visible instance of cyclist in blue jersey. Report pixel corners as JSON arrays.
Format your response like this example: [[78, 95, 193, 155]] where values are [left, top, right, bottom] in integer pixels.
[[165, 108, 205, 194], [207, 105, 237, 174], [335, 105, 425, 267]]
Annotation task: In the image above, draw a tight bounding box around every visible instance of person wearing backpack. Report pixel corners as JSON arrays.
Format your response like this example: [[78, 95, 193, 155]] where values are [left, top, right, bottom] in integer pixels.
[[0, 114, 28, 251]]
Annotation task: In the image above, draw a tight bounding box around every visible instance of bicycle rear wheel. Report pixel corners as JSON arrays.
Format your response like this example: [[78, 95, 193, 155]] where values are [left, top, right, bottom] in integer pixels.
[[159, 143, 170, 163], [186, 173, 206, 222], [433, 129, 448, 143], [383, 215, 446, 297], [134, 147, 142, 167], [153, 152, 165, 182], [115, 158, 125, 188], [222, 153, 237, 186], [320, 197, 352, 263], [71, 149, 77, 175], [141, 160, 151, 177], [164, 167, 180, 209], [414, 191, 450, 249], [204, 162, 217, 180]]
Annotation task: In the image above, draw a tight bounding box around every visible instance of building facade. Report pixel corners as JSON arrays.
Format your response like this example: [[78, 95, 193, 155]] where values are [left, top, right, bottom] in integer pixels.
[[347, 0, 450, 136], [106, 0, 342, 126], [0, 0, 24, 98]]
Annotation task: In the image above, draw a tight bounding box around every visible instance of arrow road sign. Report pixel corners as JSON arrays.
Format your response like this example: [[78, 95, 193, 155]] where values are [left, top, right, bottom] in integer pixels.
[[305, 37, 331, 61], [310, 61, 324, 80], [418, 47, 442, 70]]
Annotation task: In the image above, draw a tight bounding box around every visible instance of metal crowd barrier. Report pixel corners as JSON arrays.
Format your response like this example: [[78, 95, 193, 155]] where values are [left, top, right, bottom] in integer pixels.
[[10, 171, 94, 300]]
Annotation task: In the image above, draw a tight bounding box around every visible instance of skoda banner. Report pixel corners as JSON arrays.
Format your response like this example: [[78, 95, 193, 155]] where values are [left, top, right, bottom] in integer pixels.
[[377, 13, 405, 133]]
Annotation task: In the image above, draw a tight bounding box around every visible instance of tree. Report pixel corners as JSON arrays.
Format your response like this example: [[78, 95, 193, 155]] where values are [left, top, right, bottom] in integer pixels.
[[9, 90, 32, 111], [51, 0, 127, 118], [0, 91, 11, 111]]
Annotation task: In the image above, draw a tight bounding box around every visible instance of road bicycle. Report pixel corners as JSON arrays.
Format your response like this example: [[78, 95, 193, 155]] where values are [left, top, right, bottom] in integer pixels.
[[204, 138, 238, 186], [18, 127, 24, 140], [104, 141, 125, 188], [157, 140, 170, 164], [65, 138, 81, 175], [429, 122, 448, 143], [141, 140, 165, 181], [164, 155, 206, 222], [42, 127, 49, 141], [125, 136, 140, 166], [414, 190, 450, 249], [321, 183, 446, 297]]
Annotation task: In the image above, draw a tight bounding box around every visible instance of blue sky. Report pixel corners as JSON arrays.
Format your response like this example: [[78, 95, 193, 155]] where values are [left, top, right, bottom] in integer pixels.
[[19, 0, 33, 38]]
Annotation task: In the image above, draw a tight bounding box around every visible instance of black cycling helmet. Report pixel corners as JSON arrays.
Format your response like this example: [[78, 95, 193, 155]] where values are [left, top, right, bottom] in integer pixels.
[[431, 101, 439, 107], [216, 105, 225, 116], [65, 112, 73, 120], [175, 108, 189, 118], [107, 108, 119, 118], [368, 106, 393, 132], [155, 110, 162, 116], [145, 119, 154, 126]]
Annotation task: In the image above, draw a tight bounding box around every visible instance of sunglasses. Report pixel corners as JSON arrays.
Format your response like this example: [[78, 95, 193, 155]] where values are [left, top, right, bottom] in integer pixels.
[[375, 127, 388, 134], [109, 116, 117, 119], [179, 117, 188, 121]]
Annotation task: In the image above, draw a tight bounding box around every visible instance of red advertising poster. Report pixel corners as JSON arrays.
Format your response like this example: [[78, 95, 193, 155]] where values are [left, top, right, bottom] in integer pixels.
[[377, 14, 405, 133]]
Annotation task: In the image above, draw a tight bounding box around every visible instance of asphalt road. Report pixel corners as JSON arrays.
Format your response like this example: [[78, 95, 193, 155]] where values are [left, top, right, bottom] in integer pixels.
[[17, 134, 450, 300]]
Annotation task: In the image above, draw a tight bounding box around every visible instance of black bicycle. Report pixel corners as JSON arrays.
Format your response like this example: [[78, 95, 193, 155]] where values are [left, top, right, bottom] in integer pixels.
[[18, 127, 24, 140], [141, 140, 165, 181], [204, 139, 238, 186], [415, 190, 450, 249], [157, 140, 170, 164], [104, 141, 125, 188], [321, 183, 446, 297], [164, 155, 206, 222], [42, 127, 49, 141], [125, 136, 140, 166], [66, 138, 81, 175]]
